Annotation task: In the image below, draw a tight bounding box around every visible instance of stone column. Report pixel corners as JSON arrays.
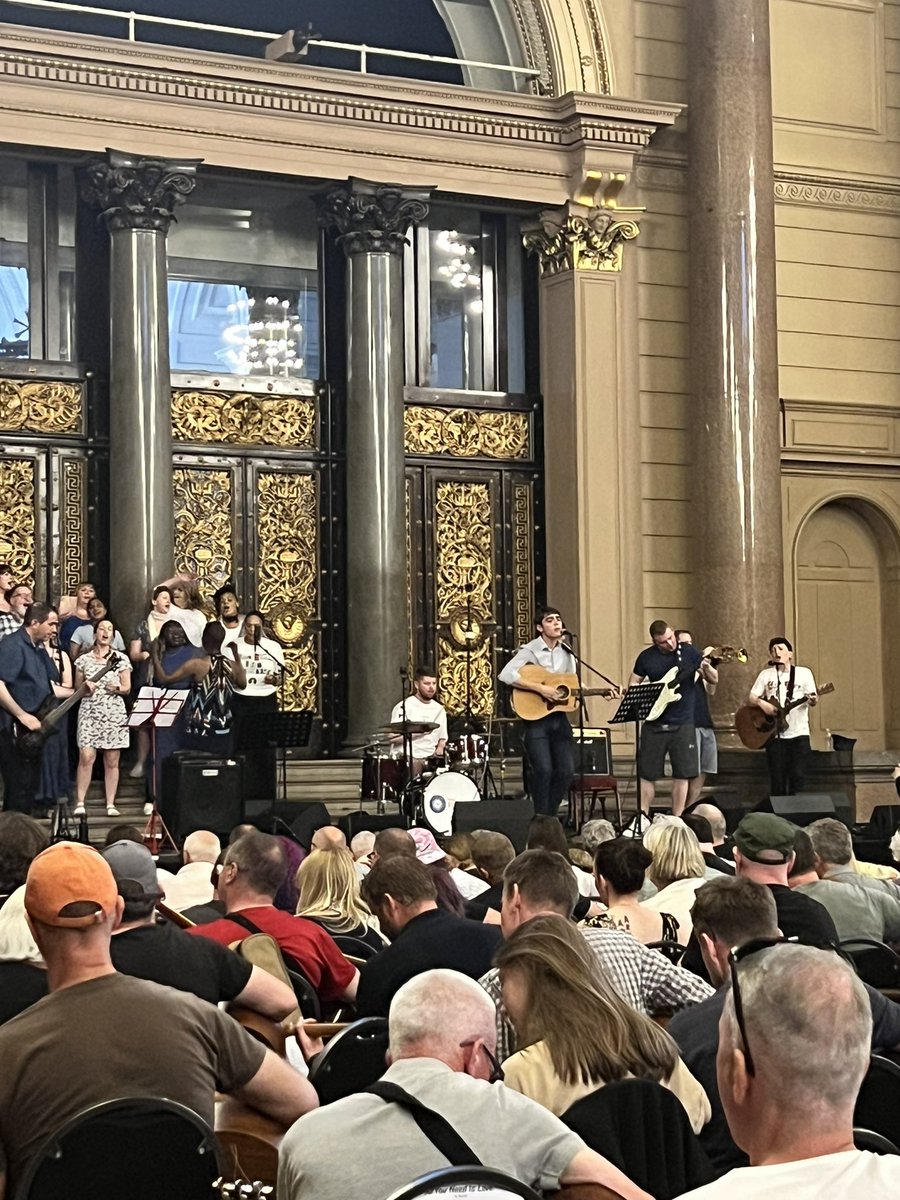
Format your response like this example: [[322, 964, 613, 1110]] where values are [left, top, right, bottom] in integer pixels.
[[317, 179, 431, 745], [524, 195, 644, 722], [687, 0, 784, 725], [80, 150, 199, 635]]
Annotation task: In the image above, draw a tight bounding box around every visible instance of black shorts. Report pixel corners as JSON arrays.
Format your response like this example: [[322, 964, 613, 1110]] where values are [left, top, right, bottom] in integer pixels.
[[639, 723, 697, 781]]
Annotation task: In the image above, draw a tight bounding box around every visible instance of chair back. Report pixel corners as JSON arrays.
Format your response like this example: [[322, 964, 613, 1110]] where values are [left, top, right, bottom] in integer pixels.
[[645, 939, 686, 964], [840, 939, 900, 989], [332, 933, 379, 960], [308, 1016, 390, 1104], [854, 1054, 900, 1149], [560, 1078, 716, 1200], [384, 1165, 542, 1200], [13, 1097, 223, 1200], [286, 965, 323, 1019], [853, 1128, 900, 1155]]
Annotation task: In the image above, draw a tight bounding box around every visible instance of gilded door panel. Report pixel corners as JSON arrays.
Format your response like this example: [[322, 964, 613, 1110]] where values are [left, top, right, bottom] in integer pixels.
[[0, 452, 39, 587], [172, 462, 238, 605]]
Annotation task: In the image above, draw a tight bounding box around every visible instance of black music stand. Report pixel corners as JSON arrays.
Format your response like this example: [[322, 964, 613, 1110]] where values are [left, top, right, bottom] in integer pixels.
[[609, 682, 665, 832], [236, 710, 314, 803]]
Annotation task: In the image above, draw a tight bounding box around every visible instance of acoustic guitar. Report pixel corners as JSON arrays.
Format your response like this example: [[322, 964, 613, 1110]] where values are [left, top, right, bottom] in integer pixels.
[[511, 665, 619, 721], [735, 683, 834, 750]]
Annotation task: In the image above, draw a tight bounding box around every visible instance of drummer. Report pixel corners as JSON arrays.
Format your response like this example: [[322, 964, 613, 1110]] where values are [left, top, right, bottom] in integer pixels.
[[389, 666, 448, 770]]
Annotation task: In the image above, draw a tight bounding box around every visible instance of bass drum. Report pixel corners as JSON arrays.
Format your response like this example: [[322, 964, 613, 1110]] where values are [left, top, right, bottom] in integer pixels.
[[421, 771, 481, 837]]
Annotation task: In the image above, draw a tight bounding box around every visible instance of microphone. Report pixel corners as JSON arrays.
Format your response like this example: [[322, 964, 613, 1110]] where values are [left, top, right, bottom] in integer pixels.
[[399, 666, 408, 680], [252, 624, 261, 646], [562, 628, 576, 639]]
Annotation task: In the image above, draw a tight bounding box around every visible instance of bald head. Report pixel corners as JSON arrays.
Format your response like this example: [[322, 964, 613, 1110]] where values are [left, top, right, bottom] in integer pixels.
[[389, 969, 496, 1063], [182, 830, 221, 865], [693, 803, 727, 845], [373, 827, 416, 860], [310, 825, 347, 852]]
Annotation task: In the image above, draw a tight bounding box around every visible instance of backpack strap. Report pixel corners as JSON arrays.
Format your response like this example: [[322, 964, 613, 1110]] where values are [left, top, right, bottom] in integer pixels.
[[365, 1080, 483, 1166]]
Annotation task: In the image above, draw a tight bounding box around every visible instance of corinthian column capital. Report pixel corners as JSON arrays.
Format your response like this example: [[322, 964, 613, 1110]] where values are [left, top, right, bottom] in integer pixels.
[[523, 200, 641, 277], [80, 149, 201, 234], [316, 177, 432, 255]]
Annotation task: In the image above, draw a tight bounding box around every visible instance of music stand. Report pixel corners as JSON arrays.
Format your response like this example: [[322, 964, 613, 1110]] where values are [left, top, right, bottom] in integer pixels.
[[609, 682, 665, 832], [236, 710, 314, 803], [129, 686, 186, 855]]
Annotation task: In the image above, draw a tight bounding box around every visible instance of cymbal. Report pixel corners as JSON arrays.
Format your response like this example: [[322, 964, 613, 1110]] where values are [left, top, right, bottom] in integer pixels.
[[380, 720, 439, 735]]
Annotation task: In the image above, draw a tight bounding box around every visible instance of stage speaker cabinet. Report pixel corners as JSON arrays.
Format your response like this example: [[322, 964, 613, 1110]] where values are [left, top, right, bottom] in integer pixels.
[[338, 812, 408, 841], [454, 797, 535, 854], [161, 755, 244, 841], [769, 793, 852, 829], [573, 728, 612, 776], [253, 801, 333, 849]]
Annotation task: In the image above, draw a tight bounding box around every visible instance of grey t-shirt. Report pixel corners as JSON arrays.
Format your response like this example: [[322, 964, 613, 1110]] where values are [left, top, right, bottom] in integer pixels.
[[0, 972, 265, 1187], [278, 1057, 584, 1200]]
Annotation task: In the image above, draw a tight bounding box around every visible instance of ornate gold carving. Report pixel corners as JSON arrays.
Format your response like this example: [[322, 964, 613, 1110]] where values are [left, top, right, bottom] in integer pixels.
[[405, 407, 530, 460], [406, 477, 415, 680], [80, 149, 199, 233], [60, 458, 85, 596], [173, 468, 234, 599], [434, 481, 494, 715], [256, 472, 319, 713], [0, 458, 35, 582], [0, 379, 82, 434], [316, 179, 432, 256], [523, 201, 640, 275], [171, 389, 317, 448], [512, 483, 534, 650]]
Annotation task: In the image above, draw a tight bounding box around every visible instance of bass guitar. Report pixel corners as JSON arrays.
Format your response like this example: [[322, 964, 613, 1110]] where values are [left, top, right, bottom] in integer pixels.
[[511, 665, 620, 721], [734, 683, 834, 750], [12, 654, 123, 758]]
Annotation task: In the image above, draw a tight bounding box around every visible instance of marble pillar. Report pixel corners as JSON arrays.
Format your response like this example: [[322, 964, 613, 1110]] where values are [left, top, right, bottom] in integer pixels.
[[317, 179, 431, 745], [80, 150, 199, 636], [687, 0, 785, 725]]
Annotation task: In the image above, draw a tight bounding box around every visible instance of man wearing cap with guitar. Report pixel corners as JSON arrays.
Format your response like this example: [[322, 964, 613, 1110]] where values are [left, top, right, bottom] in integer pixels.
[[747, 637, 818, 797]]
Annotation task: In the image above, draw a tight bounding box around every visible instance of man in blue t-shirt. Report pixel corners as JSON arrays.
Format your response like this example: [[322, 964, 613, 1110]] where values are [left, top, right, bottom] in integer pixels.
[[628, 618, 717, 817]]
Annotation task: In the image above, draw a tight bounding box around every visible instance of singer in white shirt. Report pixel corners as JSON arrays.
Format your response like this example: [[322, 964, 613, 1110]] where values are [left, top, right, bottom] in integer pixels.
[[748, 636, 817, 797], [232, 610, 284, 799]]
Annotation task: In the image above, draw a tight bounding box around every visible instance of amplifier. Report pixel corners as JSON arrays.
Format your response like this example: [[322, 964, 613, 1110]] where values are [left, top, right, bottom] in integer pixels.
[[160, 754, 244, 841], [573, 728, 612, 776]]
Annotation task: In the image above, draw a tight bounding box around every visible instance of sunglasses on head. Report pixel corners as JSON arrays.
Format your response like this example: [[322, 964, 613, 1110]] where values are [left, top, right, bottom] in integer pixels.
[[728, 936, 798, 1077]]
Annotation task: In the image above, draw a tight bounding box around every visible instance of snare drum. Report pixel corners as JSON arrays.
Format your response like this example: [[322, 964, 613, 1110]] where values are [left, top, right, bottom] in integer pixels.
[[421, 771, 481, 836], [446, 734, 488, 774], [360, 752, 406, 801]]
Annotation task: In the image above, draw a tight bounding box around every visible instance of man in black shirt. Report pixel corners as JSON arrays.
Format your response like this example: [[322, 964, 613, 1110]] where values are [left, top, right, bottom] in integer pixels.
[[103, 840, 295, 1018], [358, 856, 501, 1016]]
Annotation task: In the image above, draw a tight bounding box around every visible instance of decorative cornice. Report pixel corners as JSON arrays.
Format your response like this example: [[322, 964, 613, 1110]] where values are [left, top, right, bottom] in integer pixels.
[[316, 179, 432, 255], [80, 149, 200, 233], [774, 171, 900, 214], [523, 200, 640, 275]]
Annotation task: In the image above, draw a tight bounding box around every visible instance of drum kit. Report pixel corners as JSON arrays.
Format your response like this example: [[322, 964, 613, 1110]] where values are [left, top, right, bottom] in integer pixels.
[[358, 718, 515, 836]]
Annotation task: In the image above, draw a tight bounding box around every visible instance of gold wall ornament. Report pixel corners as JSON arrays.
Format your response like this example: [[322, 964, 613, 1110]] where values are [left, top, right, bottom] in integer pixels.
[[523, 200, 641, 276], [0, 458, 35, 582], [0, 379, 82, 434], [173, 468, 234, 598], [256, 471, 319, 712], [171, 389, 317, 449], [60, 457, 86, 596], [405, 406, 530, 461], [434, 480, 495, 714], [512, 483, 534, 650]]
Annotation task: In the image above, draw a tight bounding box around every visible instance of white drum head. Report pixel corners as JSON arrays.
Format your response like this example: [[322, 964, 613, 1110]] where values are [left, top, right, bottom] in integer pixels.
[[422, 772, 481, 836]]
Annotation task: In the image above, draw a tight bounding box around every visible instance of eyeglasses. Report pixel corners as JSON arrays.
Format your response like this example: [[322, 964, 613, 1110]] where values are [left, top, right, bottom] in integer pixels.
[[728, 936, 797, 1076], [459, 1039, 504, 1084]]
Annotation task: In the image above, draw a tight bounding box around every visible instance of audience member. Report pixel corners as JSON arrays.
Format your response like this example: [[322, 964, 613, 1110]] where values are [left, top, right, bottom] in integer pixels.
[[310, 825, 347, 852], [465, 829, 517, 920], [679, 944, 898, 1197], [808, 817, 900, 896], [443, 831, 491, 900], [356, 856, 501, 1017], [580, 818, 617, 856], [479, 850, 713, 1059], [0, 812, 48, 906], [161, 829, 221, 912], [409, 826, 466, 917], [789, 827, 900, 943], [497, 914, 710, 1131], [0, 885, 47, 1023], [295, 846, 387, 953], [187, 831, 358, 1006], [273, 834, 305, 914], [0, 584, 32, 642], [642, 820, 708, 943], [372, 826, 416, 862], [349, 829, 376, 867], [683, 813, 735, 876], [278, 969, 652, 1200], [589, 838, 680, 943], [101, 839, 295, 1017], [0, 842, 317, 1195]]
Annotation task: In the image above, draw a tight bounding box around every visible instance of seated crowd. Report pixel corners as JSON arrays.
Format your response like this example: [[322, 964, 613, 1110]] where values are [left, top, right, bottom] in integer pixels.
[[0, 793, 898, 1197]]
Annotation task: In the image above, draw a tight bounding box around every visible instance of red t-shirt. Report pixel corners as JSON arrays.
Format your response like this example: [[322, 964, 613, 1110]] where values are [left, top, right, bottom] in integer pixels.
[[187, 906, 355, 1003]]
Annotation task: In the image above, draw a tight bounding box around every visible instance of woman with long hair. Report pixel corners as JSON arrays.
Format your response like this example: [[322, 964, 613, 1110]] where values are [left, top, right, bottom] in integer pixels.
[[496, 914, 709, 1131], [128, 585, 174, 778], [296, 847, 387, 953], [641, 819, 708, 944], [73, 619, 132, 817], [588, 838, 679, 944], [170, 579, 208, 647]]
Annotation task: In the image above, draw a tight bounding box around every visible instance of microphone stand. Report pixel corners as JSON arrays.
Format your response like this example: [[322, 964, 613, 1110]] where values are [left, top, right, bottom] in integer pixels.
[[561, 638, 621, 831], [398, 668, 413, 820]]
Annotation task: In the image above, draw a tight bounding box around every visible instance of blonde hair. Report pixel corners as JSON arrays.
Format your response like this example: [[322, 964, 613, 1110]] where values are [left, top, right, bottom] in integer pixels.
[[0, 885, 44, 965], [496, 915, 677, 1087], [296, 847, 381, 935], [643, 819, 705, 889]]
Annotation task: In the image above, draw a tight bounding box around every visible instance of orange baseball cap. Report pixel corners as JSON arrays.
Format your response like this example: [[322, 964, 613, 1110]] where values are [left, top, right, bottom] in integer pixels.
[[25, 842, 119, 928]]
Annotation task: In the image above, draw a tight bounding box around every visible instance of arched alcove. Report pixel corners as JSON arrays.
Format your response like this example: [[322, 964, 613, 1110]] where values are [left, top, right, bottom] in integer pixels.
[[795, 498, 900, 750]]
